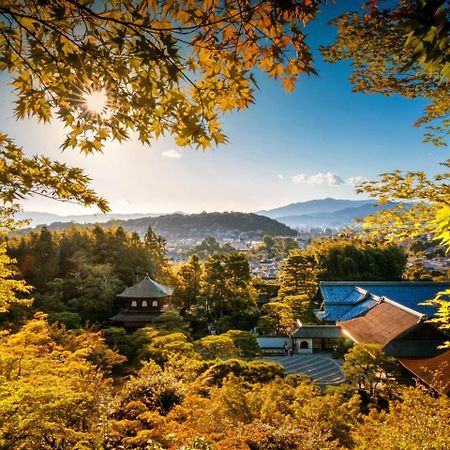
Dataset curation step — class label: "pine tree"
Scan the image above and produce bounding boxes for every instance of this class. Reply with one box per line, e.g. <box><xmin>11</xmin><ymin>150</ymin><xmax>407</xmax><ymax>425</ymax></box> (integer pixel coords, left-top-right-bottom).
<box><xmin>144</xmin><ymin>226</ymin><xmax>173</xmax><ymax>284</ymax></box>
<box><xmin>32</xmin><ymin>227</ymin><xmax>59</xmax><ymax>289</ymax></box>
<box><xmin>278</xmin><ymin>251</ymin><xmax>317</xmax><ymax>299</ymax></box>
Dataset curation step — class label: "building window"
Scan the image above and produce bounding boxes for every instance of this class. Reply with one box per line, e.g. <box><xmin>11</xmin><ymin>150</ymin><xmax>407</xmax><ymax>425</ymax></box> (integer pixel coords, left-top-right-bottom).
<box><xmin>131</xmin><ymin>300</ymin><xmax>137</xmax><ymax>307</ymax></box>
<box><xmin>152</xmin><ymin>300</ymin><xmax>158</xmax><ymax>307</ymax></box>
<box><xmin>300</xmin><ymin>340</ymin><xmax>309</xmax><ymax>349</ymax></box>
<box><xmin>142</xmin><ymin>300</ymin><xmax>148</xmax><ymax>307</ymax></box>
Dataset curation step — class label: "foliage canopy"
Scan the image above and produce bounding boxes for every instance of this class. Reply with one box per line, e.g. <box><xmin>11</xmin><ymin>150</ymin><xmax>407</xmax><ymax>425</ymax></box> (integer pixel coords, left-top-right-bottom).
<box><xmin>0</xmin><ymin>0</ymin><xmax>321</xmax><ymax>152</ymax></box>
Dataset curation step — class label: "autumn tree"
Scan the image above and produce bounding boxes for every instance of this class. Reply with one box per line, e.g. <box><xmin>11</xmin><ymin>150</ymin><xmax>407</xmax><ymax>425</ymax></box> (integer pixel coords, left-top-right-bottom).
<box><xmin>0</xmin><ymin>240</ymin><xmax>31</xmax><ymax>313</ymax></box>
<box><xmin>0</xmin><ymin>134</ymin><xmax>108</xmax><ymax>222</ymax></box>
<box><xmin>137</xmin><ymin>329</ymin><xmax>199</xmax><ymax>368</ymax></box>
<box><xmin>105</xmin><ymin>361</ymin><xmax>186</xmax><ymax>449</ymax></box>
<box><xmin>173</xmin><ymin>254</ymin><xmax>203</xmax><ymax>313</ymax></box>
<box><xmin>343</xmin><ymin>343</ymin><xmax>399</xmax><ymax>400</ymax></box>
<box><xmin>194</xmin><ymin>334</ymin><xmax>239</xmax><ymax>360</ymax></box>
<box><xmin>0</xmin><ymin>313</ymin><xmax>121</xmax><ymax>448</ymax></box>
<box><xmin>322</xmin><ymin>0</ymin><xmax>449</xmax><ymax>146</ymax></box>
<box><xmin>352</xmin><ymin>385</ymin><xmax>450</xmax><ymax>450</ymax></box>
<box><xmin>223</xmin><ymin>329</ymin><xmax>260</xmax><ymax>357</ymax></box>
<box><xmin>0</xmin><ymin>1</ymin><xmax>321</xmax><ymax>153</ymax></box>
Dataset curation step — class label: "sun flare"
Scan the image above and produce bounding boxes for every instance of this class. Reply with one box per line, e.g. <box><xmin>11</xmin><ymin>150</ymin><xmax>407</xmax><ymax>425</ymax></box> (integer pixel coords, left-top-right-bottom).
<box><xmin>83</xmin><ymin>89</ymin><xmax>108</xmax><ymax>115</ymax></box>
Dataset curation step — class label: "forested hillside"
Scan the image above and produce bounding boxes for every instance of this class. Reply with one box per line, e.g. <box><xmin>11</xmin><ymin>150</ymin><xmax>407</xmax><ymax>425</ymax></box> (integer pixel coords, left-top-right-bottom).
<box><xmin>114</xmin><ymin>212</ymin><xmax>298</xmax><ymax>240</ymax></box>
<box><xmin>41</xmin><ymin>212</ymin><xmax>298</xmax><ymax>241</ymax></box>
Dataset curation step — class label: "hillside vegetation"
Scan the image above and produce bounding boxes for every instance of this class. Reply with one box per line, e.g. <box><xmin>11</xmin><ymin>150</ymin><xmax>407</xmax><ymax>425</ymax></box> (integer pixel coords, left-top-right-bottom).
<box><xmin>41</xmin><ymin>212</ymin><xmax>297</xmax><ymax>241</ymax></box>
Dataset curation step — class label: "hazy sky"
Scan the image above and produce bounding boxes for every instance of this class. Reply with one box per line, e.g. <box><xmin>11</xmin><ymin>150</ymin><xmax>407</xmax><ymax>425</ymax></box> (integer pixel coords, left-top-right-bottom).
<box><xmin>0</xmin><ymin>1</ymin><xmax>446</xmax><ymax>215</ymax></box>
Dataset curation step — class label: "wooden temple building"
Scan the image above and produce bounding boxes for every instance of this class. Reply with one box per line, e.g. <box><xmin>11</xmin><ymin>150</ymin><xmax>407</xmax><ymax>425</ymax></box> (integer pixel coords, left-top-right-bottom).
<box><xmin>110</xmin><ymin>276</ymin><xmax>174</xmax><ymax>330</ymax></box>
<box><xmin>314</xmin><ymin>281</ymin><xmax>450</xmax><ymax>393</ymax></box>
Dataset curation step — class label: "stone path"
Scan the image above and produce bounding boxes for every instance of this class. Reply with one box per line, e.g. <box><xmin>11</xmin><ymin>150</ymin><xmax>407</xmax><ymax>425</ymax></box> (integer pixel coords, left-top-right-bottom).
<box><xmin>263</xmin><ymin>354</ymin><xmax>345</xmax><ymax>385</ymax></box>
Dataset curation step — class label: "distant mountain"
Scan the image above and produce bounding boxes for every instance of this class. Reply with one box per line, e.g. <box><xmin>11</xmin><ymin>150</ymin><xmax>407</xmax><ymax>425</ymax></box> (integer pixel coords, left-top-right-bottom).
<box><xmin>15</xmin><ymin>211</ymin><xmax>167</xmax><ymax>227</ymax></box>
<box><xmin>258</xmin><ymin>198</ymin><xmax>377</xmax><ymax>219</ymax></box>
<box><xmin>263</xmin><ymin>201</ymin><xmax>398</xmax><ymax>229</ymax></box>
<box><xmin>18</xmin><ymin>198</ymin><xmax>397</xmax><ymax>236</ymax></box>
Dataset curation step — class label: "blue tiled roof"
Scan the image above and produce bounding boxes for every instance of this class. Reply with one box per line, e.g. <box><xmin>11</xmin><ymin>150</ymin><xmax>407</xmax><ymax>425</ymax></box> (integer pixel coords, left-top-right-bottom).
<box><xmin>316</xmin><ymin>282</ymin><xmax>450</xmax><ymax>321</ymax></box>
<box><xmin>353</xmin><ymin>284</ymin><xmax>447</xmax><ymax>316</ymax></box>
<box><xmin>338</xmin><ymin>297</ymin><xmax>379</xmax><ymax>321</ymax></box>
<box><xmin>317</xmin><ymin>293</ymin><xmax>378</xmax><ymax>322</ymax></box>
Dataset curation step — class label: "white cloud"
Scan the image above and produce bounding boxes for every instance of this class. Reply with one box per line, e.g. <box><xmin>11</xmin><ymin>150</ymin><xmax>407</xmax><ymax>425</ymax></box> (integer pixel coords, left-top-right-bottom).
<box><xmin>291</xmin><ymin>173</ymin><xmax>307</xmax><ymax>183</ymax></box>
<box><xmin>162</xmin><ymin>148</ymin><xmax>182</xmax><ymax>159</ymax></box>
<box><xmin>291</xmin><ymin>171</ymin><xmax>344</xmax><ymax>186</ymax></box>
<box><xmin>277</xmin><ymin>174</ymin><xmax>284</xmax><ymax>180</ymax></box>
<box><xmin>346</xmin><ymin>176</ymin><xmax>366</xmax><ymax>186</ymax></box>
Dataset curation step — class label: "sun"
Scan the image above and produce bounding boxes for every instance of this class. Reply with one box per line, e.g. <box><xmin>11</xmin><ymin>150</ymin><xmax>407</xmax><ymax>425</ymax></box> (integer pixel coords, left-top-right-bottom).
<box><xmin>83</xmin><ymin>89</ymin><xmax>108</xmax><ymax>115</ymax></box>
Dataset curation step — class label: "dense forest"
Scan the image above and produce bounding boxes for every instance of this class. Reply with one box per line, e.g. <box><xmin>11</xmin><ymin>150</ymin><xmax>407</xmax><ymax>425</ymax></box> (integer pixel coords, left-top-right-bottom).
<box><xmin>0</xmin><ymin>224</ymin><xmax>448</xmax><ymax>449</ymax></box>
<box><xmin>3</xmin><ymin>226</ymin><xmax>410</xmax><ymax>335</ymax></box>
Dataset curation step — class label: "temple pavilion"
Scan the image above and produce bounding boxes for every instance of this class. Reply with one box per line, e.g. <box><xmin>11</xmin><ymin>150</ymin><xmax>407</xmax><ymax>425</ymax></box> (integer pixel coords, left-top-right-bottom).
<box><xmin>110</xmin><ymin>276</ymin><xmax>174</xmax><ymax>330</ymax></box>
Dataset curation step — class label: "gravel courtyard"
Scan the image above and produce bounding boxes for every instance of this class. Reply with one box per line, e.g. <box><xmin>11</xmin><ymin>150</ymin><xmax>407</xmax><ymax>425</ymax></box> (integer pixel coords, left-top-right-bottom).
<box><xmin>263</xmin><ymin>354</ymin><xmax>345</xmax><ymax>386</ymax></box>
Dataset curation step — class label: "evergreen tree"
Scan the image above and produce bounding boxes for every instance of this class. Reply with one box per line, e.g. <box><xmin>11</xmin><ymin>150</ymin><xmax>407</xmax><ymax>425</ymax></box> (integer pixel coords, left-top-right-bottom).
<box><xmin>257</xmin><ymin>302</ymin><xmax>296</xmax><ymax>335</ymax></box>
<box><xmin>32</xmin><ymin>227</ymin><xmax>59</xmax><ymax>290</ymax></box>
<box><xmin>144</xmin><ymin>226</ymin><xmax>173</xmax><ymax>284</ymax></box>
<box><xmin>203</xmin><ymin>253</ymin><xmax>259</xmax><ymax>332</ymax></box>
<box><xmin>304</xmin><ymin>237</ymin><xmax>407</xmax><ymax>281</ymax></box>
<box><xmin>278</xmin><ymin>251</ymin><xmax>317</xmax><ymax>299</ymax></box>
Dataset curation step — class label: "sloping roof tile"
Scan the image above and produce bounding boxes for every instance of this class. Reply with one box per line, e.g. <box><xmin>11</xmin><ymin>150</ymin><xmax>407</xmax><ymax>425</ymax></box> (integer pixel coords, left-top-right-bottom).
<box><xmin>317</xmin><ymin>282</ymin><xmax>450</xmax><ymax>320</ymax></box>
<box><xmin>334</xmin><ymin>297</ymin><xmax>380</xmax><ymax>321</ymax></box>
<box><xmin>117</xmin><ymin>277</ymin><xmax>174</xmax><ymax>298</ymax></box>
<box><xmin>337</xmin><ymin>299</ymin><xmax>423</xmax><ymax>346</ymax></box>
<box><xmin>385</xmin><ymin>339</ymin><xmax>447</xmax><ymax>358</ymax></box>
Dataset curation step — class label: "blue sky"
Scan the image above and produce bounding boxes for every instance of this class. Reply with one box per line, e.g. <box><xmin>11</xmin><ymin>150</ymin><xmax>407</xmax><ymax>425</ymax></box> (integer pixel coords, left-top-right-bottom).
<box><xmin>0</xmin><ymin>1</ymin><xmax>446</xmax><ymax>215</ymax></box>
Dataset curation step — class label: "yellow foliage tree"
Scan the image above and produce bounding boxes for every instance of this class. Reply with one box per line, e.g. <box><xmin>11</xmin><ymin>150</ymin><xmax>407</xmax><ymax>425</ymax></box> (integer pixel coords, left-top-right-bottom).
<box><xmin>0</xmin><ymin>313</ymin><xmax>115</xmax><ymax>449</ymax></box>
<box><xmin>0</xmin><ymin>240</ymin><xmax>32</xmax><ymax>312</ymax></box>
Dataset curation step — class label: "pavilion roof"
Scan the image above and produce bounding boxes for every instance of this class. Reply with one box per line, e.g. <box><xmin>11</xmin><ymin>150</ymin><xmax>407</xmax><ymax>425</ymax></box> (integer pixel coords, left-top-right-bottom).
<box><xmin>117</xmin><ymin>276</ymin><xmax>174</xmax><ymax>299</ymax></box>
